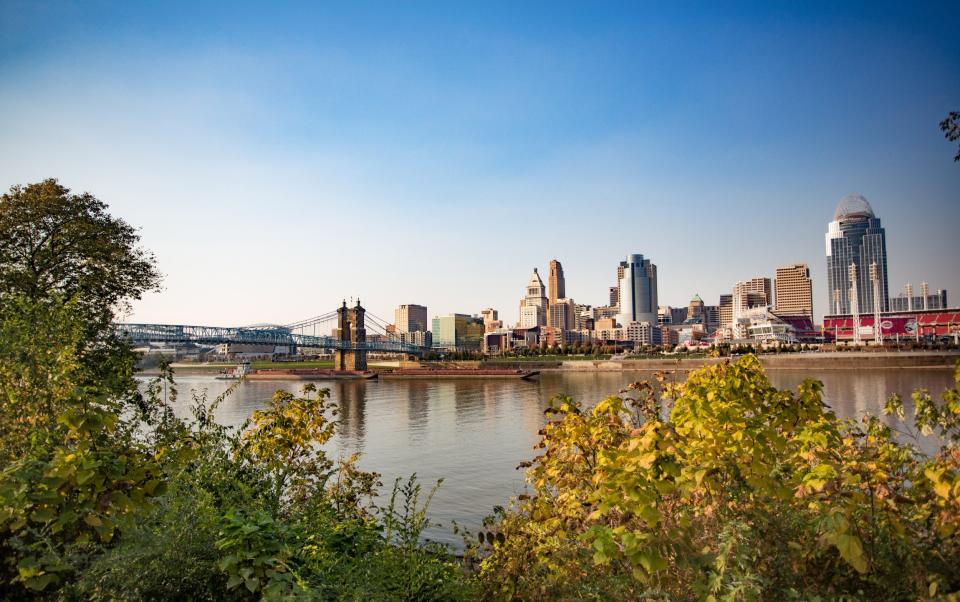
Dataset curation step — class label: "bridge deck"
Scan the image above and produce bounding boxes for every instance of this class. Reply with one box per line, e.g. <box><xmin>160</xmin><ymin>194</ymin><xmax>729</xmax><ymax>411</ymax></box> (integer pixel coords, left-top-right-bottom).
<box><xmin>115</xmin><ymin>323</ymin><xmax>431</xmax><ymax>355</ymax></box>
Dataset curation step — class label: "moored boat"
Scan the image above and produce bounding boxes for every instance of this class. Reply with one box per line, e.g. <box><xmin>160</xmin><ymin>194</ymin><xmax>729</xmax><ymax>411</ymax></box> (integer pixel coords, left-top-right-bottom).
<box><xmin>215</xmin><ymin>361</ymin><xmax>251</xmax><ymax>380</ymax></box>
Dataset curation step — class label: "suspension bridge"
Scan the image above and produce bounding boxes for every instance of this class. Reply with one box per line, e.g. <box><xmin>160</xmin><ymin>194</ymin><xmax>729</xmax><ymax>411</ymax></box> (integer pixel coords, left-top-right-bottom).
<box><xmin>115</xmin><ymin>300</ymin><xmax>434</xmax><ymax>368</ymax></box>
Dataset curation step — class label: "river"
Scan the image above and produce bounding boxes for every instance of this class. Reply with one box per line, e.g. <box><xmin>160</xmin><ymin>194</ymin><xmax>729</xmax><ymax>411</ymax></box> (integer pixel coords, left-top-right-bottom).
<box><xmin>147</xmin><ymin>367</ymin><xmax>956</xmax><ymax>547</ymax></box>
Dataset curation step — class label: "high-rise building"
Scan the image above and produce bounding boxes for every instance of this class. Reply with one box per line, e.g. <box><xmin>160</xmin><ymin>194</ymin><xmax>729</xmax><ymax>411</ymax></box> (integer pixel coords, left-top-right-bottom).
<box><xmin>431</xmin><ymin>314</ymin><xmax>484</xmax><ymax>350</ymax></box>
<box><xmin>547</xmin><ymin>260</ymin><xmax>566</xmax><ymax>328</ymax></box>
<box><xmin>826</xmin><ymin>194</ymin><xmax>889</xmax><ymax>315</ymax></box>
<box><xmin>774</xmin><ymin>264</ymin><xmax>813</xmax><ymax>318</ymax></box>
<box><xmin>609</xmin><ymin>286</ymin><xmax>619</xmax><ymax>308</ymax></box>
<box><xmin>548</xmin><ymin>298</ymin><xmax>576</xmax><ymax>331</ymax></box>
<box><xmin>548</xmin><ymin>259</ymin><xmax>565</xmax><ymax>305</ymax></box>
<box><xmin>394</xmin><ymin>304</ymin><xmax>428</xmax><ymax>333</ymax></box>
<box><xmin>616</xmin><ymin>254</ymin><xmax>658</xmax><ymax>327</ymax></box>
<box><xmin>731</xmin><ymin>278</ymin><xmax>772</xmax><ymax>326</ymax></box>
<box><xmin>734</xmin><ymin>278</ymin><xmax>772</xmax><ymax>309</ymax></box>
<box><xmin>719</xmin><ymin>294</ymin><xmax>733</xmax><ymax>328</ymax></box>
<box><xmin>518</xmin><ymin>268</ymin><xmax>548</xmax><ymax>328</ymax></box>
<box><xmin>575</xmin><ymin>304</ymin><xmax>594</xmax><ymax>330</ymax></box>
<box><xmin>703</xmin><ymin>305</ymin><xmax>720</xmax><ymax>331</ymax></box>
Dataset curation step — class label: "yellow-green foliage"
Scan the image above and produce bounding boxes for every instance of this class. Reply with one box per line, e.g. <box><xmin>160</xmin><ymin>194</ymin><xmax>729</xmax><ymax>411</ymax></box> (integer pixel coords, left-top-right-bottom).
<box><xmin>0</xmin><ymin>297</ymin><xmax>176</xmax><ymax>592</ymax></box>
<box><xmin>238</xmin><ymin>384</ymin><xmax>339</xmax><ymax>512</ymax></box>
<box><xmin>478</xmin><ymin>356</ymin><xmax>960</xmax><ymax>600</ymax></box>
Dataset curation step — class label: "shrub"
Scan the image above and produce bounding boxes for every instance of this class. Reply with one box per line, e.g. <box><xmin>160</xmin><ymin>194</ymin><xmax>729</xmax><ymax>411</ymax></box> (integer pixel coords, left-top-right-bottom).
<box><xmin>477</xmin><ymin>357</ymin><xmax>960</xmax><ymax>600</ymax></box>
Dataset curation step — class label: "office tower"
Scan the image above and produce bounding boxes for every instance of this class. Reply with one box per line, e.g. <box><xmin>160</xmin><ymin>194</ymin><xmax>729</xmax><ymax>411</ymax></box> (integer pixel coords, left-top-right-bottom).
<box><xmin>732</xmin><ymin>278</ymin><xmax>772</xmax><ymax>319</ymax></box>
<box><xmin>826</xmin><ymin>194</ymin><xmax>889</xmax><ymax>315</ymax></box>
<box><xmin>616</xmin><ymin>254</ymin><xmax>658</xmax><ymax>326</ymax></box>
<box><xmin>774</xmin><ymin>264</ymin><xmax>813</xmax><ymax>318</ymax></box>
<box><xmin>575</xmin><ymin>304</ymin><xmax>594</xmax><ymax>330</ymax></box>
<box><xmin>431</xmin><ymin>314</ymin><xmax>484</xmax><ymax>349</ymax></box>
<box><xmin>719</xmin><ymin>294</ymin><xmax>733</xmax><ymax>328</ymax></box>
<box><xmin>547</xmin><ymin>260</ymin><xmax>566</xmax><ymax>327</ymax></box>
<box><xmin>548</xmin><ymin>298</ymin><xmax>576</xmax><ymax>330</ymax></box>
<box><xmin>394</xmin><ymin>304</ymin><xmax>428</xmax><ymax>333</ymax></box>
<box><xmin>703</xmin><ymin>305</ymin><xmax>720</xmax><ymax>330</ymax></box>
<box><xmin>548</xmin><ymin>259</ymin><xmax>565</xmax><ymax>305</ymax></box>
<box><xmin>610</xmin><ymin>265</ymin><xmax>626</xmax><ymax>308</ymax></box>
<box><xmin>735</xmin><ymin>278</ymin><xmax>772</xmax><ymax>308</ymax></box>
<box><xmin>518</xmin><ymin>268</ymin><xmax>548</xmax><ymax>328</ymax></box>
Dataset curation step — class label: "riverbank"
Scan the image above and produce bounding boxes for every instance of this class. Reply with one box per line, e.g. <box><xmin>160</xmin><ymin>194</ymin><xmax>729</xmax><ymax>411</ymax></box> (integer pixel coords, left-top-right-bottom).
<box><xmin>142</xmin><ymin>351</ymin><xmax>958</xmax><ymax>377</ymax></box>
<box><xmin>483</xmin><ymin>351</ymin><xmax>960</xmax><ymax>372</ymax></box>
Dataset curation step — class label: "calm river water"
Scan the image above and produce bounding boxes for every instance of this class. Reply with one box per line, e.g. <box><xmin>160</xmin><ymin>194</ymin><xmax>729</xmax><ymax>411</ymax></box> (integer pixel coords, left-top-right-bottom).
<box><xmin>149</xmin><ymin>368</ymin><xmax>955</xmax><ymax>547</ymax></box>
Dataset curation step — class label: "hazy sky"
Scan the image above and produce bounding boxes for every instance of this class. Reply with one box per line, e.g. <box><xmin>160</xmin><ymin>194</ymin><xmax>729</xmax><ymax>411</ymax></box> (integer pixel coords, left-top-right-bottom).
<box><xmin>2</xmin><ymin>1</ymin><xmax>958</xmax><ymax>326</ymax></box>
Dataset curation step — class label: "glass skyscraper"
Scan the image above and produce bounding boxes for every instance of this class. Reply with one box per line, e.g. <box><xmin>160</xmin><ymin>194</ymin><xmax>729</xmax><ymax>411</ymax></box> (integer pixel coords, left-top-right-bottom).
<box><xmin>825</xmin><ymin>194</ymin><xmax>889</xmax><ymax>315</ymax></box>
<box><xmin>616</xmin><ymin>253</ymin><xmax>658</xmax><ymax>326</ymax></box>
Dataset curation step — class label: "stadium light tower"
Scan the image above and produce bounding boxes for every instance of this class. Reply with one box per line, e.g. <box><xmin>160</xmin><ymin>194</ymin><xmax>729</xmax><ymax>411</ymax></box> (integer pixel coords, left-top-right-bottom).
<box><xmin>833</xmin><ymin>289</ymin><xmax>841</xmax><ymax>342</ymax></box>
<box><xmin>870</xmin><ymin>262</ymin><xmax>882</xmax><ymax>344</ymax></box>
<box><xmin>849</xmin><ymin>263</ymin><xmax>861</xmax><ymax>345</ymax></box>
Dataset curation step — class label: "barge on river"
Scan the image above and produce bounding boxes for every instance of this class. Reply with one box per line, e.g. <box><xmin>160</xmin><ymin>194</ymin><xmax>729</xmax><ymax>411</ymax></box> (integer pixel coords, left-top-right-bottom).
<box><xmin>379</xmin><ymin>368</ymin><xmax>540</xmax><ymax>380</ymax></box>
<box><xmin>245</xmin><ymin>369</ymin><xmax>377</xmax><ymax>381</ymax></box>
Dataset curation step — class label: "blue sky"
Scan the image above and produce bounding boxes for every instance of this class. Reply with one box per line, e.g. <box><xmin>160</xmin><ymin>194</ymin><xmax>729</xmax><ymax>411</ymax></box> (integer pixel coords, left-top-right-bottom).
<box><xmin>1</xmin><ymin>1</ymin><xmax>957</xmax><ymax>325</ymax></box>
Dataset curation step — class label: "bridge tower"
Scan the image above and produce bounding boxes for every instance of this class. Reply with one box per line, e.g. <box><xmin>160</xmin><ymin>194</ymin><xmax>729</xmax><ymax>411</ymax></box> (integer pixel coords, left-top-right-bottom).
<box><xmin>333</xmin><ymin>299</ymin><xmax>367</xmax><ymax>371</ymax></box>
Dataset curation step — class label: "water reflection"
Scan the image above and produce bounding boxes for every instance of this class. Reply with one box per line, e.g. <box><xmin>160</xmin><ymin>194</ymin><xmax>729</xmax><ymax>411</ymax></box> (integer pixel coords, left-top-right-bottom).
<box><xmin>405</xmin><ymin>381</ymin><xmax>430</xmax><ymax>443</ymax></box>
<box><xmin>334</xmin><ymin>381</ymin><xmax>367</xmax><ymax>452</ymax></box>
<box><xmin>148</xmin><ymin>368</ymin><xmax>955</xmax><ymax>547</ymax></box>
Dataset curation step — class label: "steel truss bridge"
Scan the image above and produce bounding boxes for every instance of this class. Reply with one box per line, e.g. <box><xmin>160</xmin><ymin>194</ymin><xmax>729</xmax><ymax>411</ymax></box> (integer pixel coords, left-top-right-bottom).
<box><xmin>115</xmin><ymin>308</ymin><xmax>434</xmax><ymax>356</ymax></box>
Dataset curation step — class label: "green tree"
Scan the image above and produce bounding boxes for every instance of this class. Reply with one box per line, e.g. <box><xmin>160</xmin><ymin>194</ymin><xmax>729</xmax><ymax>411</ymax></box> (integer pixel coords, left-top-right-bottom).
<box><xmin>0</xmin><ymin>179</ymin><xmax>161</xmax><ymax>326</ymax></box>
<box><xmin>1</xmin><ymin>179</ymin><xmax>162</xmax><ymax>394</ymax></box>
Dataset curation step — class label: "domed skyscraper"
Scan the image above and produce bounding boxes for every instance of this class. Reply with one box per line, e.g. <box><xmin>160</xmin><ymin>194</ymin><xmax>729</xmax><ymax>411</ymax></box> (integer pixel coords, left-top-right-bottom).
<box><xmin>825</xmin><ymin>194</ymin><xmax>889</xmax><ymax>315</ymax></box>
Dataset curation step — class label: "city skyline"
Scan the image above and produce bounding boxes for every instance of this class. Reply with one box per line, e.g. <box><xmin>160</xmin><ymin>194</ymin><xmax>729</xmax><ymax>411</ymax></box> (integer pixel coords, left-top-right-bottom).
<box><xmin>1</xmin><ymin>3</ymin><xmax>957</xmax><ymax>326</ymax></box>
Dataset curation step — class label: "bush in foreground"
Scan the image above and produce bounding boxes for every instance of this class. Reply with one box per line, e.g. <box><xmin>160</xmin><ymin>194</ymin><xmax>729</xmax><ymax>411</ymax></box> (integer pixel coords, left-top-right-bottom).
<box><xmin>476</xmin><ymin>356</ymin><xmax>960</xmax><ymax>600</ymax></box>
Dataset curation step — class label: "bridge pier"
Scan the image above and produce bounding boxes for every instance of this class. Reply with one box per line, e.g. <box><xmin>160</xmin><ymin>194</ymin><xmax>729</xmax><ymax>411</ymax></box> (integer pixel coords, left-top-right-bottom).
<box><xmin>333</xmin><ymin>300</ymin><xmax>367</xmax><ymax>371</ymax></box>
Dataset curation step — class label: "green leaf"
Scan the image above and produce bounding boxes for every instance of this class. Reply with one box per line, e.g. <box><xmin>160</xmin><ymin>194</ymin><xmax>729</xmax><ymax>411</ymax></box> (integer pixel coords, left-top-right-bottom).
<box><xmin>25</xmin><ymin>573</ymin><xmax>57</xmax><ymax>591</ymax></box>
<box><xmin>637</xmin><ymin>549</ymin><xmax>668</xmax><ymax>574</ymax></box>
<box><xmin>30</xmin><ymin>507</ymin><xmax>56</xmax><ymax>523</ymax></box>
<box><xmin>834</xmin><ymin>533</ymin><xmax>867</xmax><ymax>573</ymax></box>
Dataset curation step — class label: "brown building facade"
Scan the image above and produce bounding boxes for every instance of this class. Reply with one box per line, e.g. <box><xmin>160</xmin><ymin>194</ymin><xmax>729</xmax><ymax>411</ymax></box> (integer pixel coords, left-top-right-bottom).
<box><xmin>774</xmin><ymin>263</ymin><xmax>814</xmax><ymax>318</ymax></box>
